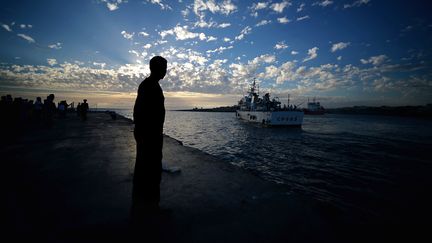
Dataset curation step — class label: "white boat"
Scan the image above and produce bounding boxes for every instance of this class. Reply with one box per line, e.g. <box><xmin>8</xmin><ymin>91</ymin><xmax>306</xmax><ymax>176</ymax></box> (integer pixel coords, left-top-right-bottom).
<box><xmin>235</xmin><ymin>79</ymin><xmax>304</xmax><ymax>126</ymax></box>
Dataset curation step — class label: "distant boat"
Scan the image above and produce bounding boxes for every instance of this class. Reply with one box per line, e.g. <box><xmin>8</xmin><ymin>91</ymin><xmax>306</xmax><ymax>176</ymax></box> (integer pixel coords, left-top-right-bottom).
<box><xmin>235</xmin><ymin>79</ymin><xmax>304</xmax><ymax>126</ymax></box>
<box><xmin>303</xmin><ymin>97</ymin><xmax>325</xmax><ymax>115</ymax></box>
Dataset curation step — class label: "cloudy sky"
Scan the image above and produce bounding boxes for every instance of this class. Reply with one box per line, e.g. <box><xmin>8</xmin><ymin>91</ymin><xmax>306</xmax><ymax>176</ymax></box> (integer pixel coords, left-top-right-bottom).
<box><xmin>0</xmin><ymin>0</ymin><xmax>431</xmax><ymax>109</ymax></box>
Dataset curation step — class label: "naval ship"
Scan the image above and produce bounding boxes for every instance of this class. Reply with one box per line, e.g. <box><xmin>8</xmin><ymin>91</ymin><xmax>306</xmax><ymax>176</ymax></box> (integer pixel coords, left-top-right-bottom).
<box><xmin>235</xmin><ymin>79</ymin><xmax>304</xmax><ymax>126</ymax></box>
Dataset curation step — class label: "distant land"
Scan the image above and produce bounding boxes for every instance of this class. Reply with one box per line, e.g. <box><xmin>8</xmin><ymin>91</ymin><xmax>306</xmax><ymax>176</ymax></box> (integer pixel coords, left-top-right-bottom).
<box><xmin>326</xmin><ymin>105</ymin><xmax>432</xmax><ymax>117</ymax></box>
<box><xmin>177</xmin><ymin>104</ymin><xmax>432</xmax><ymax>117</ymax></box>
<box><xmin>176</xmin><ymin>105</ymin><xmax>240</xmax><ymax>112</ymax></box>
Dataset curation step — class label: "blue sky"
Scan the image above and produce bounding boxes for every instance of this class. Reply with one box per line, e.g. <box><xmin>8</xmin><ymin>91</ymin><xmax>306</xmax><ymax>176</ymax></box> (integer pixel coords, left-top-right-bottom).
<box><xmin>0</xmin><ymin>0</ymin><xmax>431</xmax><ymax>108</ymax></box>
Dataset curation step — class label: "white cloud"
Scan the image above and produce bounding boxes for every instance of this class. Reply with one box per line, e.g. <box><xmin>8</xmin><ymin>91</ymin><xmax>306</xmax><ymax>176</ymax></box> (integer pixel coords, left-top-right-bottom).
<box><xmin>194</xmin><ymin>18</ymin><xmax>215</xmax><ymax>28</ymax></box>
<box><xmin>121</xmin><ymin>30</ymin><xmax>134</xmax><ymax>40</ymax></box>
<box><xmin>297</xmin><ymin>3</ymin><xmax>305</xmax><ymax>12</ymax></box>
<box><xmin>19</xmin><ymin>24</ymin><xmax>32</xmax><ymax>29</ymax></box>
<box><xmin>159</xmin><ymin>25</ymin><xmax>214</xmax><ymax>41</ymax></box>
<box><xmin>1</xmin><ymin>24</ymin><xmax>12</xmax><ymax>32</ymax></box>
<box><xmin>250</xmin><ymin>1</ymin><xmax>269</xmax><ymax>16</ymax></box>
<box><xmin>138</xmin><ymin>32</ymin><xmax>149</xmax><ymax>37</ymax></box>
<box><xmin>206</xmin><ymin>45</ymin><xmax>234</xmax><ymax>54</ymax></box>
<box><xmin>47</xmin><ymin>58</ymin><xmax>57</xmax><ymax>66</ymax></box>
<box><xmin>17</xmin><ymin>33</ymin><xmax>35</xmax><ymax>43</ymax></box>
<box><xmin>129</xmin><ymin>50</ymin><xmax>140</xmax><ymax>57</ymax></box>
<box><xmin>255</xmin><ymin>20</ymin><xmax>271</xmax><ymax>27</ymax></box>
<box><xmin>193</xmin><ymin>18</ymin><xmax>230</xmax><ymax>29</ymax></box>
<box><xmin>107</xmin><ymin>2</ymin><xmax>119</xmax><ymax>11</ymax></box>
<box><xmin>372</xmin><ymin>77</ymin><xmax>393</xmax><ymax>91</ymax></box>
<box><xmin>93</xmin><ymin>62</ymin><xmax>107</xmax><ymax>69</ymax></box>
<box><xmin>146</xmin><ymin>0</ymin><xmax>172</xmax><ymax>10</ymax></box>
<box><xmin>101</xmin><ymin>0</ymin><xmax>127</xmax><ymax>11</ymax></box>
<box><xmin>344</xmin><ymin>0</ymin><xmax>371</xmax><ymax>9</ymax></box>
<box><xmin>181</xmin><ymin>8</ymin><xmax>190</xmax><ymax>17</ymax></box>
<box><xmin>252</xmin><ymin>54</ymin><xmax>276</xmax><ymax>64</ymax></box>
<box><xmin>2</xmin><ymin>52</ymin><xmax>429</xmax><ymax>104</ymax></box>
<box><xmin>223</xmin><ymin>37</ymin><xmax>231</xmax><ymax>42</ymax></box>
<box><xmin>193</xmin><ymin>0</ymin><xmax>238</xmax><ymax>18</ymax></box>
<box><xmin>291</xmin><ymin>51</ymin><xmax>299</xmax><ymax>55</ymax></box>
<box><xmin>270</xmin><ymin>1</ymin><xmax>292</xmax><ymax>13</ymax></box>
<box><xmin>160</xmin><ymin>25</ymin><xmax>197</xmax><ymax>40</ymax></box>
<box><xmin>258</xmin><ymin>61</ymin><xmax>298</xmax><ymax>84</ymax></box>
<box><xmin>235</xmin><ymin>26</ymin><xmax>252</xmax><ymax>40</ymax></box>
<box><xmin>170</xmin><ymin>48</ymin><xmax>209</xmax><ymax>66</ymax></box>
<box><xmin>297</xmin><ymin>15</ymin><xmax>309</xmax><ymax>21</ymax></box>
<box><xmin>155</xmin><ymin>39</ymin><xmax>168</xmax><ymax>45</ymax></box>
<box><xmin>48</xmin><ymin>42</ymin><xmax>62</xmax><ymax>50</ymax></box>
<box><xmin>199</xmin><ymin>32</ymin><xmax>207</xmax><ymax>41</ymax></box>
<box><xmin>277</xmin><ymin>17</ymin><xmax>290</xmax><ymax>24</ymax></box>
<box><xmin>360</xmin><ymin>55</ymin><xmax>388</xmax><ymax>66</ymax></box>
<box><xmin>274</xmin><ymin>41</ymin><xmax>288</xmax><ymax>49</ymax></box>
<box><xmin>337</xmin><ymin>56</ymin><xmax>342</xmax><ymax>61</ymax></box>
<box><xmin>219</xmin><ymin>0</ymin><xmax>237</xmax><ymax>15</ymax></box>
<box><xmin>251</xmin><ymin>2</ymin><xmax>269</xmax><ymax>11</ymax></box>
<box><xmin>303</xmin><ymin>47</ymin><xmax>319</xmax><ymax>62</ymax></box>
<box><xmin>313</xmin><ymin>1</ymin><xmax>333</xmax><ymax>7</ymax></box>
<box><xmin>331</xmin><ymin>42</ymin><xmax>350</xmax><ymax>52</ymax></box>
<box><xmin>143</xmin><ymin>44</ymin><xmax>152</xmax><ymax>49</ymax></box>
<box><xmin>218</xmin><ymin>23</ymin><xmax>231</xmax><ymax>28</ymax></box>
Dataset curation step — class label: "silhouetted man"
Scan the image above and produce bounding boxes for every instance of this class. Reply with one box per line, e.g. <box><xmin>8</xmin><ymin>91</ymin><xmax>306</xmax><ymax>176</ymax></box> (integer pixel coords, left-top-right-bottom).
<box><xmin>80</xmin><ymin>99</ymin><xmax>89</xmax><ymax>121</ymax></box>
<box><xmin>132</xmin><ymin>56</ymin><xmax>167</xmax><ymax>214</ymax></box>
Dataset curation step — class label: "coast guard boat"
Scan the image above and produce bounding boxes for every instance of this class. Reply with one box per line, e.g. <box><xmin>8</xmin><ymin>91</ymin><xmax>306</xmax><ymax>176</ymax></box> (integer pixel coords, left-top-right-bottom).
<box><xmin>236</xmin><ymin>79</ymin><xmax>304</xmax><ymax>126</ymax></box>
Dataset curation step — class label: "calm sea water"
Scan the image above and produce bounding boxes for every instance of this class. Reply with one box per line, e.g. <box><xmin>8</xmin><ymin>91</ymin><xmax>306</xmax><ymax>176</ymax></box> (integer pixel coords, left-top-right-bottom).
<box><xmin>115</xmin><ymin>109</ymin><xmax>432</xmax><ymax>220</ymax></box>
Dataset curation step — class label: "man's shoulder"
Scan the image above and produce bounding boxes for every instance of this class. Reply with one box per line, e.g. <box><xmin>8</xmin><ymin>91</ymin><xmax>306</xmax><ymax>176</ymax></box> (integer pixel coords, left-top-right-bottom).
<box><xmin>138</xmin><ymin>78</ymin><xmax>147</xmax><ymax>87</ymax></box>
<box><xmin>138</xmin><ymin>78</ymin><xmax>161</xmax><ymax>92</ymax></box>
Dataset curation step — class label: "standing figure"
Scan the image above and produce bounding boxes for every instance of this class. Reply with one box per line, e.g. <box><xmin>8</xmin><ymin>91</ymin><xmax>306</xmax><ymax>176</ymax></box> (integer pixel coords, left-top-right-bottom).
<box><xmin>76</xmin><ymin>103</ymin><xmax>81</xmax><ymax>117</ymax></box>
<box><xmin>132</xmin><ymin>56</ymin><xmax>167</xmax><ymax>214</ymax></box>
<box><xmin>43</xmin><ymin>94</ymin><xmax>56</xmax><ymax>127</ymax></box>
<box><xmin>80</xmin><ymin>99</ymin><xmax>89</xmax><ymax>121</ymax></box>
<box><xmin>34</xmin><ymin>97</ymin><xmax>43</xmax><ymax>124</ymax></box>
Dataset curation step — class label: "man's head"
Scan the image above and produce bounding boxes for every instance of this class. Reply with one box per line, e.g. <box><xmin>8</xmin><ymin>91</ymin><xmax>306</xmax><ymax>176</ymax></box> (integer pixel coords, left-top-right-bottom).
<box><xmin>83</xmin><ymin>99</ymin><xmax>87</xmax><ymax>103</ymax></box>
<box><xmin>149</xmin><ymin>56</ymin><xmax>167</xmax><ymax>80</ymax></box>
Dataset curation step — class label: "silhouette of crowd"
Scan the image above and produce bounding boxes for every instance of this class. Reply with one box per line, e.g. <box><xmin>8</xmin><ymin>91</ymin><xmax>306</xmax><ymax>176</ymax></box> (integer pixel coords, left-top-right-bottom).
<box><xmin>0</xmin><ymin>94</ymin><xmax>90</xmax><ymax>136</ymax></box>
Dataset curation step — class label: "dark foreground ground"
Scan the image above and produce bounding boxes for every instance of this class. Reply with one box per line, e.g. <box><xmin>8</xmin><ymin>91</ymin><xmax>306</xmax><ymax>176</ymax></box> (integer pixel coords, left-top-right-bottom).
<box><xmin>1</xmin><ymin>112</ymin><xmax>428</xmax><ymax>242</ymax></box>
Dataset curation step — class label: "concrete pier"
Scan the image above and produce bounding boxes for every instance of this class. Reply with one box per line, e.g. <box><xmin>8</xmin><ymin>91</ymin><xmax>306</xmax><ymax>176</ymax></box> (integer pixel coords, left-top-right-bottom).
<box><xmin>1</xmin><ymin>112</ymin><xmax>419</xmax><ymax>242</ymax></box>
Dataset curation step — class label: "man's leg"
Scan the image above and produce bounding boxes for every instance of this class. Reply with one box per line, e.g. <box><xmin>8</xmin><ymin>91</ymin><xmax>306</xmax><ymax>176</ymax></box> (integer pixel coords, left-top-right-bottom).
<box><xmin>132</xmin><ymin>139</ymin><xmax>162</xmax><ymax>210</ymax></box>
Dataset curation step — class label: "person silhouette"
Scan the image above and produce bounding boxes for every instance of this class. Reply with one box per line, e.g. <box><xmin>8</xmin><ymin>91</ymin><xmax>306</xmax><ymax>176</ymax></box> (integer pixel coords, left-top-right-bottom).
<box><xmin>43</xmin><ymin>94</ymin><xmax>56</xmax><ymax>127</ymax></box>
<box><xmin>80</xmin><ymin>99</ymin><xmax>89</xmax><ymax>121</ymax></box>
<box><xmin>131</xmin><ymin>56</ymin><xmax>167</xmax><ymax>215</ymax></box>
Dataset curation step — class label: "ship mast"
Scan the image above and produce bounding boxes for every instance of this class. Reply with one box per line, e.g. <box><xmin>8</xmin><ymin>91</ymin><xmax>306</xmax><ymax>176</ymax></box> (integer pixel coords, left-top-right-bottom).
<box><xmin>287</xmin><ymin>94</ymin><xmax>290</xmax><ymax>107</ymax></box>
<box><xmin>251</xmin><ymin>78</ymin><xmax>256</xmax><ymax>94</ymax></box>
